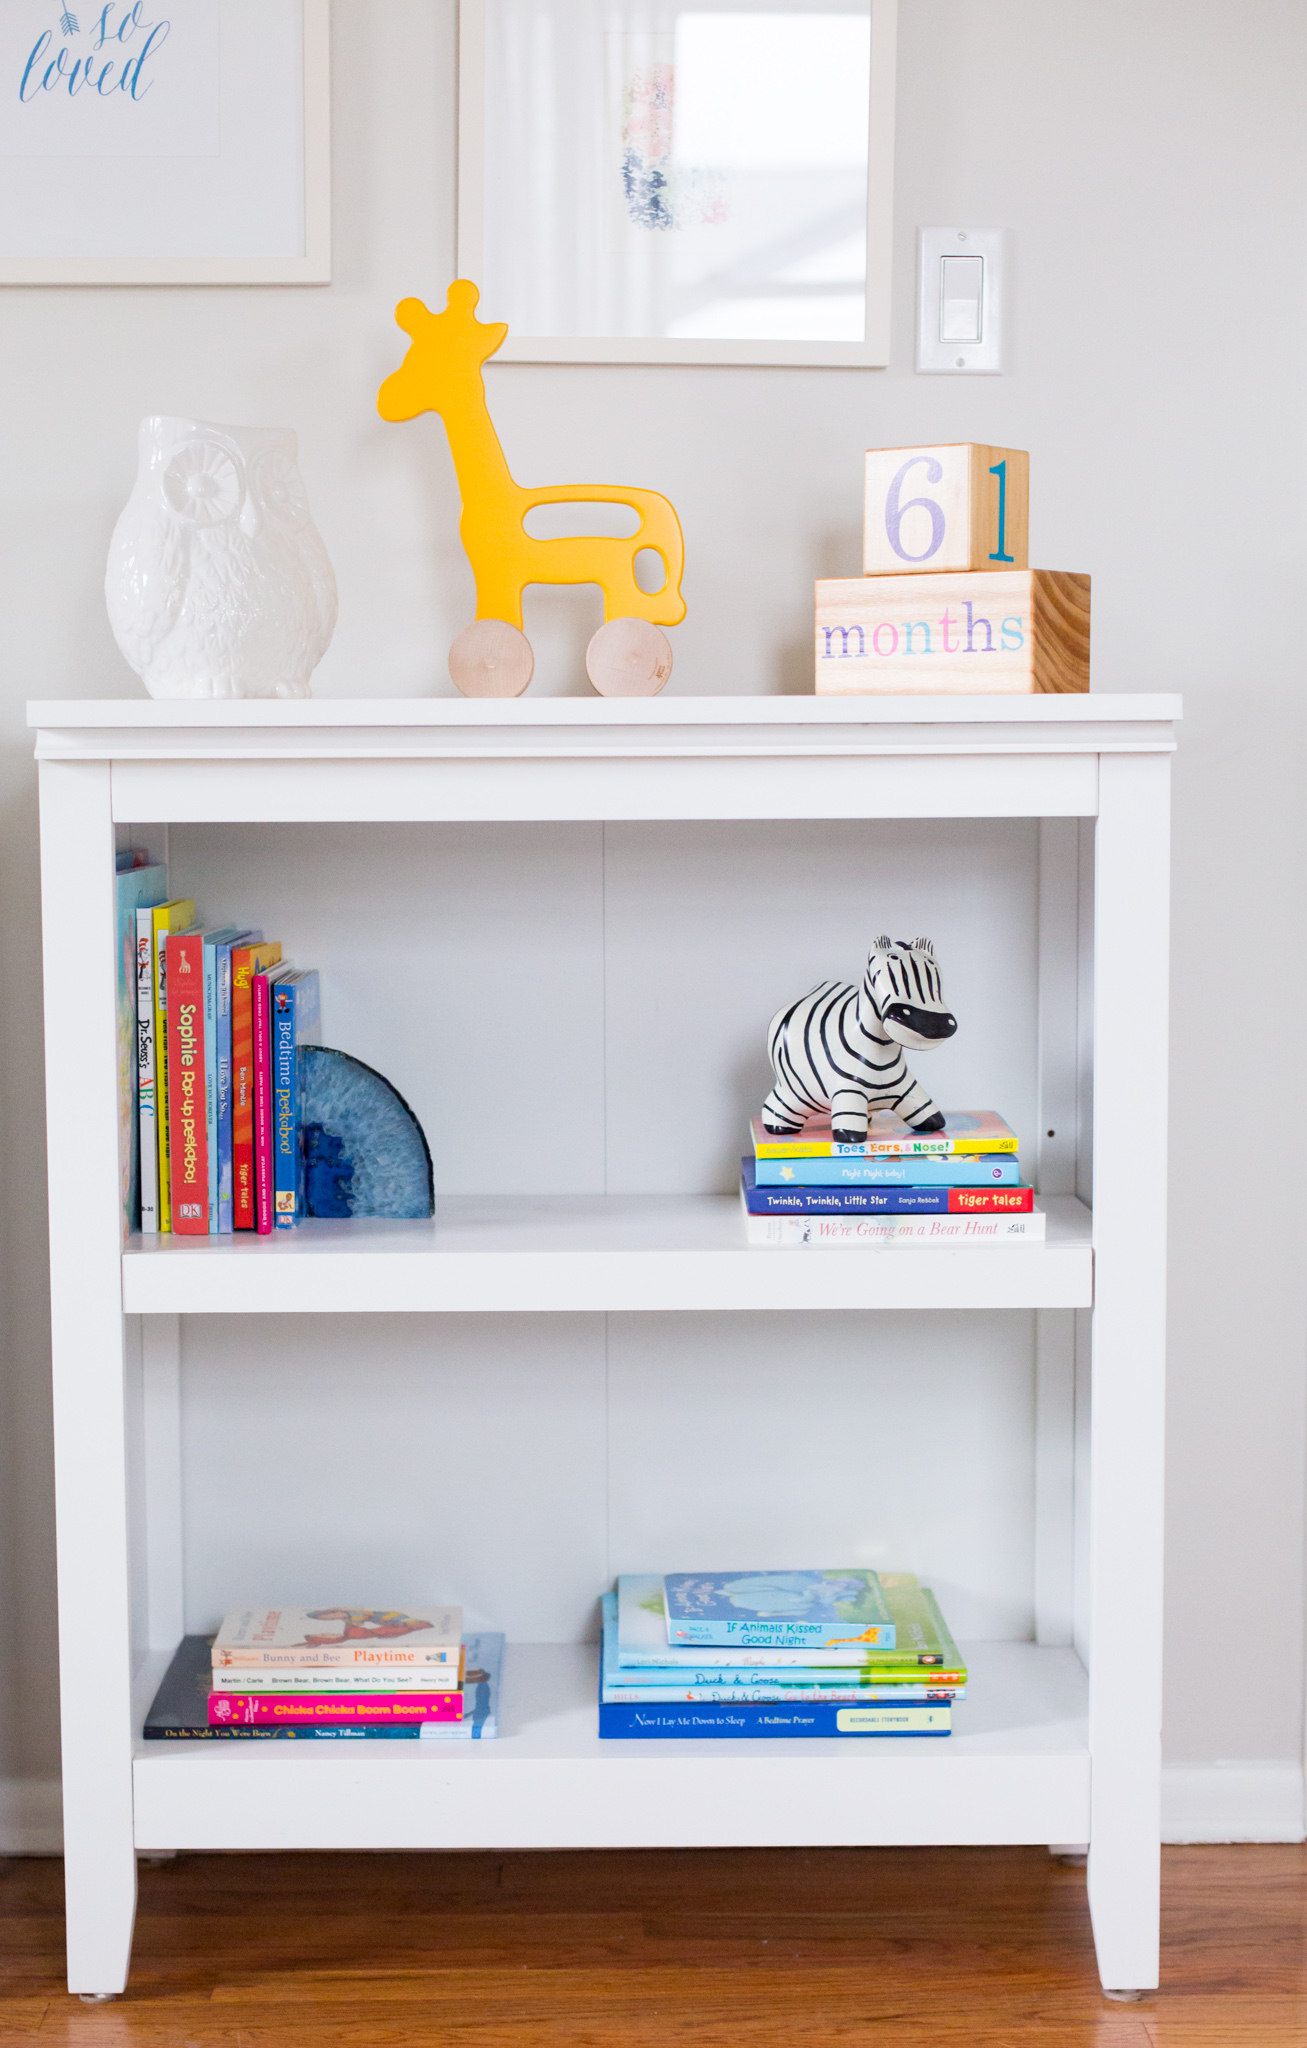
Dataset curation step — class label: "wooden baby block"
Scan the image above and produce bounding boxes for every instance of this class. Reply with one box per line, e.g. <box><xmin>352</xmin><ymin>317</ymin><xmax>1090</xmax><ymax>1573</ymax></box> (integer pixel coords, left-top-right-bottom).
<box><xmin>863</xmin><ymin>444</ymin><xmax>1028</xmax><ymax>576</ymax></box>
<box><xmin>814</xmin><ymin>568</ymin><xmax>1089</xmax><ymax>695</ymax></box>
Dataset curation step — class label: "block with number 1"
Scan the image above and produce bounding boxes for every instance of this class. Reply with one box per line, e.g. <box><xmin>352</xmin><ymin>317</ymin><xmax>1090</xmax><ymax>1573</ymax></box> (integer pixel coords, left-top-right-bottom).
<box><xmin>864</xmin><ymin>444</ymin><xmax>1029</xmax><ymax>575</ymax></box>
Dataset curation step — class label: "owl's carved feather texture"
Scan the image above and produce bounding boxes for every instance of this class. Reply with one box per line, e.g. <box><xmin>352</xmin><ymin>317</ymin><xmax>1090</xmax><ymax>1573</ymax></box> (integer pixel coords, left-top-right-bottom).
<box><xmin>105</xmin><ymin>418</ymin><xmax>338</xmax><ymax>700</ymax></box>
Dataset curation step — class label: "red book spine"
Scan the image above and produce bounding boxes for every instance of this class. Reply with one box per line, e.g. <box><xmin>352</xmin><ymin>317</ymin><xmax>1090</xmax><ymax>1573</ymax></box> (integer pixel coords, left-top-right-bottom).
<box><xmin>252</xmin><ymin>971</ymin><xmax>275</xmax><ymax>1236</ymax></box>
<box><xmin>166</xmin><ymin>932</ymin><xmax>208</xmax><ymax>1234</ymax></box>
<box><xmin>945</xmin><ymin>1188</ymin><xmax>1033</xmax><ymax>1212</ymax></box>
<box><xmin>208</xmin><ymin>1692</ymin><xmax>464</xmax><ymax>1727</ymax></box>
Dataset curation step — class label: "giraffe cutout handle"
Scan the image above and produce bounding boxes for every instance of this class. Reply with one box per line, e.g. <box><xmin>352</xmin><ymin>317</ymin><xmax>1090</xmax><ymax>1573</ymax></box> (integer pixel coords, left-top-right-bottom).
<box><xmin>378</xmin><ymin>281</ymin><xmax>686</xmax><ymax>696</ymax></box>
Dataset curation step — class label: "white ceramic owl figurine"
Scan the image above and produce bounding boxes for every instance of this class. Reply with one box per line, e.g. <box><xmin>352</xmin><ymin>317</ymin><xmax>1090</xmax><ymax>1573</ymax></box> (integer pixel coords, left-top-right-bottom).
<box><xmin>106</xmin><ymin>417</ymin><xmax>338</xmax><ymax>699</ymax></box>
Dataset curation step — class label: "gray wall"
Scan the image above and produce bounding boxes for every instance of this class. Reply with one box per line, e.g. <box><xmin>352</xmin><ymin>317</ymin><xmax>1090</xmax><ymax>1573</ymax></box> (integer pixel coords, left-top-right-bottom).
<box><xmin>1</xmin><ymin>0</ymin><xmax>1303</xmax><ymax>1794</ymax></box>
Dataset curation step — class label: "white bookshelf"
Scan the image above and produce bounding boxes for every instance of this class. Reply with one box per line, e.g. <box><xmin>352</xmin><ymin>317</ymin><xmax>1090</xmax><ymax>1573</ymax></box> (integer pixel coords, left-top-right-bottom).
<box><xmin>31</xmin><ymin>694</ymin><xmax>1177</xmax><ymax>1999</ymax></box>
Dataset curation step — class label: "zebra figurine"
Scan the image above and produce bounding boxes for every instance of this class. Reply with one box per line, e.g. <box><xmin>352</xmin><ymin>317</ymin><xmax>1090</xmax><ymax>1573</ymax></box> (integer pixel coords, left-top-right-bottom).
<box><xmin>761</xmin><ymin>935</ymin><xmax>958</xmax><ymax>1145</ymax></box>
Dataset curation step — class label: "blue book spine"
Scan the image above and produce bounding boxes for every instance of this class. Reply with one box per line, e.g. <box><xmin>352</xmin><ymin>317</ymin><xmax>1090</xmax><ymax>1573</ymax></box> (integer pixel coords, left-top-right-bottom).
<box><xmin>740</xmin><ymin>1160</ymin><xmax>1034</xmax><ymax>1215</ymax></box>
<box><xmin>597</xmin><ymin>1694</ymin><xmax>951</xmax><ymax>1740</ymax></box>
<box><xmin>753</xmin><ymin>1154</ymin><xmax>1020</xmax><ymax>1188</ymax></box>
<box><xmin>273</xmin><ymin>971</ymin><xmax>321</xmax><ymax>1229</ymax></box>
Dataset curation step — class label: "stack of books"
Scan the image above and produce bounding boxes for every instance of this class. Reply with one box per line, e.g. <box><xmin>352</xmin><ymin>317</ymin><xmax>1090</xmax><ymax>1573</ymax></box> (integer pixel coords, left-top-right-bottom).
<box><xmin>144</xmin><ymin>1607</ymin><xmax>505</xmax><ymax>1740</ymax></box>
<box><xmin>599</xmin><ymin>1572</ymin><xmax>965</xmax><ymax>1738</ymax></box>
<box><xmin>132</xmin><ymin>889</ymin><xmax>322</xmax><ymax>1234</ymax></box>
<box><xmin>739</xmin><ymin>1109</ymin><xmax>1045</xmax><ymax>1246</ymax></box>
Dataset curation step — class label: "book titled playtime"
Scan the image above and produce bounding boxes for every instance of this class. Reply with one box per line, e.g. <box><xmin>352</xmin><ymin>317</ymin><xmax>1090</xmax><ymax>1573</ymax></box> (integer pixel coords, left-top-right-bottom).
<box><xmin>212</xmin><ymin>1607</ymin><xmax>463</xmax><ymax>1669</ymax></box>
<box><xmin>663</xmin><ymin>1571</ymin><xmax>896</xmax><ymax>1648</ymax></box>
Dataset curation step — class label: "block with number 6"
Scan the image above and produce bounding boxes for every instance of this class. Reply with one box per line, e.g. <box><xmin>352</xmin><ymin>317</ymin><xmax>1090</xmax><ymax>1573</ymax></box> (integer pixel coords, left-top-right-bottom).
<box><xmin>864</xmin><ymin>444</ymin><xmax>1028</xmax><ymax>576</ymax></box>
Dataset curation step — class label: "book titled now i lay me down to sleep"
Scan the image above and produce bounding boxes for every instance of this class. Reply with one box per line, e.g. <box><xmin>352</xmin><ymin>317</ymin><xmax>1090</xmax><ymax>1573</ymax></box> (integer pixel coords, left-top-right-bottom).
<box><xmin>663</xmin><ymin>1570</ymin><xmax>896</xmax><ymax>1648</ymax></box>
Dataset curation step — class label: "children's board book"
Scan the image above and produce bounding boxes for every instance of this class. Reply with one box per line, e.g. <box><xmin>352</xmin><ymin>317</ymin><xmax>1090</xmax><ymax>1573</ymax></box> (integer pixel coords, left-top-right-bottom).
<box><xmin>200</xmin><ymin>928</ymin><xmax>252</xmax><ymax>1234</ymax></box>
<box><xmin>600</xmin><ymin>1596</ymin><xmax>963</xmax><ymax>1702</ymax></box>
<box><xmin>231</xmin><ymin>940</ymin><xmax>282</xmax><ymax>1230</ymax></box>
<box><xmin>116</xmin><ymin>860</ymin><xmax>167</xmax><ymax>1235</ymax></box>
<box><xmin>741</xmin><ymin>1199</ymin><xmax>1046</xmax><ymax>1249</ymax></box>
<box><xmin>754</xmin><ymin>1154</ymin><xmax>1020</xmax><ymax>1188</ymax></box>
<box><xmin>135</xmin><ymin>909</ymin><xmax>159</xmax><ymax>1233</ymax></box>
<box><xmin>208</xmin><ymin>1688</ymin><xmax>463</xmax><ymax>1727</ymax></box>
<box><xmin>253</xmin><ymin>962</ymin><xmax>296</xmax><ymax>1234</ymax></box>
<box><xmin>273</xmin><ymin>968</ymin><xmax>321</xmax><ymax>1229</ymax></box>
<box><xmin>663</xmin><ymin>1570</ymin><xmax>894</xmax><ymax>1648</ymax></box>
<box><xmin>152</xmin><ymin>899</ymin><xmax>196</xmax><ymax>1234</ymax></box>
<box><xmin>213</xmin><ymin>929</ymin><xmax>261</xmax><ymax>1234</ymax></box>
<box><xmin>212</xmin><ymin>1607</ymin><xmax>462</xmax><ymax>1669</ymax></box>
<box><xmin>598</xmin><ymin>1669</ymin><xmax>950</xmax><ymax>1739</ymax></box>
<box><xmin>146</xmin><ymin>1633</ymin><xmax>503</xmax><ymax>1738</ymax></box>
<box><xmin>751</xmin><ymin>1111</ymin><xmax>1018</xmax><ymax>1160</ymax></box>
<box><xmin>616</xmin><ymin>1574</ymin><xmax>966</xmax><ymax>1676</ymax></box>
<box><xmin>166</xmin><ymin>926</ymin><xmax>223</xmax><ymax>1234</ymax></box>
<box><xmin>741</xmin><ymin>1158</ymin><xmax>1034</xmax><ymax>1216</ymax></box>
<box><xmin>204</xmin><ymin>1657</ymin><xmax>466</xmax><ymax>1692</ymax></box>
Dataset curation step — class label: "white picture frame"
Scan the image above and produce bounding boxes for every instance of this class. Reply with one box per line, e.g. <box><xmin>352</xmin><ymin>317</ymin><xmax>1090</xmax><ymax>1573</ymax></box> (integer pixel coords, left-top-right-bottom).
<box><xmin>0</xmin><ymin>0</ymin><xmax>331</xmax><ymax>286</ymax></box>
<box><xmin>457</xmin><ymin>0</ymin><xmax>896</xmax><ymax>366</ymax></box>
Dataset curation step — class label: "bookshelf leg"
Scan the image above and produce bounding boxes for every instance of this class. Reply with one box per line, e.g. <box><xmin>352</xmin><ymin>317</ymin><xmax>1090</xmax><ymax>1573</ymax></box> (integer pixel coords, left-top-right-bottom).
<box><xmin>142</xmin><ymin>1314</ymin><xmax>184</xmax><ymax>1649</ymax></box>
<box><xmin>1084</xmin><ymin>753</ymin><xmax>1170</xmax><ymax>1993</ymax></box>
<box><xmin>40</xmin><ymin>760</ymin><xmax>139</xmax><ymax>1993</ymax></box>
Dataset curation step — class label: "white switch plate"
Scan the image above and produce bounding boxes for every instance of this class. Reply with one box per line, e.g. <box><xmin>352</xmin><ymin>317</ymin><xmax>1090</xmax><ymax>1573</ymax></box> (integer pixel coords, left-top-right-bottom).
<box><xmin>917</xmin><ymin>228</ymin><xmax>1005</xmax><ymax>373</ymax></box>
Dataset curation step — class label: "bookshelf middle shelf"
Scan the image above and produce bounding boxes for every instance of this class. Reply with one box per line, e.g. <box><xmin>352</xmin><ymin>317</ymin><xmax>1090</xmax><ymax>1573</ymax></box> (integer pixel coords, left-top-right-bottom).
<box><xmin>120</xmin><ymin>1194</ymin><xmax>1092</xmax><ymax>1314</ymax></box>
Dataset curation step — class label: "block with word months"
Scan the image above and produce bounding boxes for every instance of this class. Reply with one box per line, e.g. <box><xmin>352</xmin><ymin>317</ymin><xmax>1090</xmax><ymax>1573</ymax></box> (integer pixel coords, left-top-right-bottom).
<box><xmin>815</xmin><ymin>569</ymin><xmax>1089</xmax><ymax>695</ymax></box>
<box><xmin>863</xmin><ymin>444</ymin><xmax>1029</xmax><ymax>575</ymax></box>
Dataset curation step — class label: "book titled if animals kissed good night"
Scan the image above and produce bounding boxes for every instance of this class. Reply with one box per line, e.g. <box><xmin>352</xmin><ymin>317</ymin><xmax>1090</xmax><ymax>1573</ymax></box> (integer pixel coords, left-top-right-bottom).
<box><xmin>663</xmin><ymin>1571</ymin><xmax>895</xmax><ymax>1647</ymax></box>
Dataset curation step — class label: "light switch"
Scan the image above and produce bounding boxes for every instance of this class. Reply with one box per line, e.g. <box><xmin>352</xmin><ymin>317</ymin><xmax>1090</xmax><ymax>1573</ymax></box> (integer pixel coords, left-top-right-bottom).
<box><xmin>918</xmin><ymin>228</ymin><xmax>1005</xmax><ymax>373</ymax></box>
<box><xmin>939</xmin><ymin>255</ymin><xmax>983</xmax><ymax>342</ymax></box>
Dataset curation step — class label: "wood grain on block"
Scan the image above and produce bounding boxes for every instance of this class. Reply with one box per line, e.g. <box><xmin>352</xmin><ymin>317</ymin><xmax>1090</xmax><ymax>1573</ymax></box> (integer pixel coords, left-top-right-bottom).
<box><xmin>815</xmin><ymin>570</ymin><xmax>1089</xmax><ymax>695</ymax></box>
<box><xmin>864</xmin><ymin>445</ymin><xmax>1029</xmax><ymax>576</ymax></box>
<box><xmin>586</xmin><ymin>617</ymin><xmax>673</xmax><ymax>696</ymax></box>
<box><xmin>448</xmin><ymin>619</ymin><xmax>534</xmax><ymax>698</ymax></box>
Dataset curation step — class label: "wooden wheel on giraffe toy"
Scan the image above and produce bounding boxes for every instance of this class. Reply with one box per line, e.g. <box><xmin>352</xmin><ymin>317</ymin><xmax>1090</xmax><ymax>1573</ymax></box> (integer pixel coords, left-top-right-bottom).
<box><xmin>448</xmin><ymin>619</ymin><xmax>534</xmax><ymax>698</ymax></box>
<box><xmin>585</xmin><ymin>618</ymin><xmax>673</xmax><ymax>697</ymax></box>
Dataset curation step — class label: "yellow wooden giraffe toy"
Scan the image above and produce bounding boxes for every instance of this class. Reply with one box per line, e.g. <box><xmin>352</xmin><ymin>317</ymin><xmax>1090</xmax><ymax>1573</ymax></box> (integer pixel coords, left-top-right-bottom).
<box><xmin>377</xmin><ymin>280</ymin><xmax>686</xmax><ymax>697</ymax></box>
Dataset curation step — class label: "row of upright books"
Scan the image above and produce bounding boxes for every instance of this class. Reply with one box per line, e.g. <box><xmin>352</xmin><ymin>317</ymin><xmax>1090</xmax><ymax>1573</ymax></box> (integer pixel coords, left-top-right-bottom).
<box><xmin>121</xmin><ymin>855</ymin><xmax>322</xmax><ymax>1234</ymax></box>
<box><xmin>739</xmin><ymin>1109</ymin><xmax>1045</xmax><ymax>1245</ymax></box>
<box><xmin>599</xmin><ymin>1572</ymin><xmax>965</xmax><ymax>1738</ymax></box>
<box><xmin>145</xmin><ymin>1608</ymin><xmax>504</xmax><ymax>1740</ymax></box>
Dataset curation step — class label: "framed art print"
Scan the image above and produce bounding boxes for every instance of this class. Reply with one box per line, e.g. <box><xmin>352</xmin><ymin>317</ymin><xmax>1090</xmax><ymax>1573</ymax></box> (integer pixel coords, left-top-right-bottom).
<box><xmin>0</xmin><ymin>0</ymin><xmax>330</xmax><ymax>284</ymax></box>
<box><xmin>458</xmin><ymin>0</ymin><xmax>896</xmax><ymax>366</ymax></box>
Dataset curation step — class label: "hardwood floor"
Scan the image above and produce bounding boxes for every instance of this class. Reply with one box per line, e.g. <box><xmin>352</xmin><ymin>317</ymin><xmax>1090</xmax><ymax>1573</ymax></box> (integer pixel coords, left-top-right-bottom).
<box><xmin>0</xmin><ymin>1844</ymin><xmax>1303</xmax><ymax>2044</ymax></box>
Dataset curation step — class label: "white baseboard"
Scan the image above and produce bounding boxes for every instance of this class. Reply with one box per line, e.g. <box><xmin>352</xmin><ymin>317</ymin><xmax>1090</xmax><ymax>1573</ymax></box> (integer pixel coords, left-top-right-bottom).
<box><xmin>1</xmin><ymin>1766</ymin><xmax>1301</xmax><ymax>1855</ymax></box>
<box><xmin>0</xmin><ymin>1777</ymin><xmax>62</xmax><ymax>1855</ymax></box>
<box><xmin>1162</xmin><ymin>1762</ymin><xmax>1305</xmax><ymax>1843</ymax></box>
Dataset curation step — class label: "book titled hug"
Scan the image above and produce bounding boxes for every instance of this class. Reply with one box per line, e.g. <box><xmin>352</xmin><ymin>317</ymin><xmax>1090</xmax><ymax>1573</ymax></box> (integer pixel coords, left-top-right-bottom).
<box><xmin>663</xmin><ymin>1570</ymin><xmax>896</xmax><ymax>1648</ymax></box>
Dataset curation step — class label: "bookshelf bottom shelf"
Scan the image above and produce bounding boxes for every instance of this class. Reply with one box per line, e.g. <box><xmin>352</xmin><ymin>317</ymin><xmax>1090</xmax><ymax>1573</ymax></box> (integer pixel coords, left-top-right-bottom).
<box><xmin>131</xmin><ymin>1641</ymin><xmax>1090</xmax><ymax>1852</ymax></box>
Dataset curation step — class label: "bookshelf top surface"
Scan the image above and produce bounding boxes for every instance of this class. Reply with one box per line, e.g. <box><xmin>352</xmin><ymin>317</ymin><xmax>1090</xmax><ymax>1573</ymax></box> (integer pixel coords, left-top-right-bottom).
<box><xmin>28</xmin><ymin>693</ymin><xmax>1182</xmax><ymax>732</ymax></box>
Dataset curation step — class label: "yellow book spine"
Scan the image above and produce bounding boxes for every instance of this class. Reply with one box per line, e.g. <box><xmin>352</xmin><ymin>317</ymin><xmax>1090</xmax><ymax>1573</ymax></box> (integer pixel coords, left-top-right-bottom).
<box><xmin>753</xmin><ymin>1134</ymin><xmax>1018</xmax><ymax>1159</ymax></box>
<box><xmin>153</xmin><ymin>899</ymin><xmax>195</xmax><ymax>1234</ymax></box>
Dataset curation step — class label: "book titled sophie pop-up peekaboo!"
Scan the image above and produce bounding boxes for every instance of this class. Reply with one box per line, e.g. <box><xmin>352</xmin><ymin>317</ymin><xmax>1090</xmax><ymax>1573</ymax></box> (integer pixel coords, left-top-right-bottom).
<box><xmin>663</xmin><ymin>1571</ymin><xmax>895</xmax><ymax>1648</ymax></box>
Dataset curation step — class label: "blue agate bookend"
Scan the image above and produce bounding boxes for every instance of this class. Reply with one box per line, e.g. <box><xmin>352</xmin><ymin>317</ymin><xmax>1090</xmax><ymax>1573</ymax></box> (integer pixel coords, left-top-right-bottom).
<box><xmin>299</xmin><ymin>1046</ymin><xmax>433</xmax><ymax>1219</ymax></box>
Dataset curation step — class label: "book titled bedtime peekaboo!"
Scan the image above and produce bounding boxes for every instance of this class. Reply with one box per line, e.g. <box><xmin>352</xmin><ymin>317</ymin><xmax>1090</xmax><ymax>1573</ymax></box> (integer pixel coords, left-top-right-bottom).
<box><xmin>663</xmin><ymin>1571</ymin><xmax>896</xmax><ymax>1649</ymax></box>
